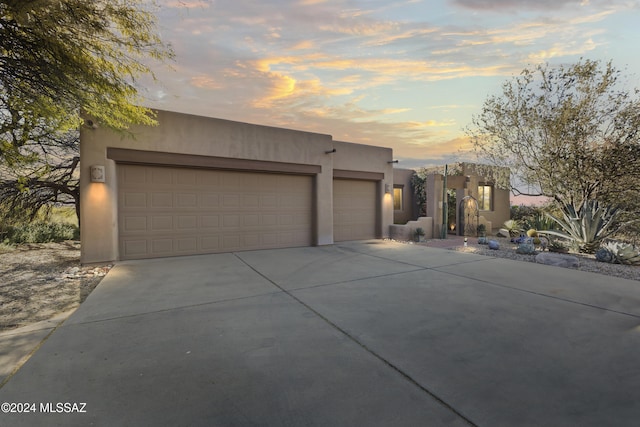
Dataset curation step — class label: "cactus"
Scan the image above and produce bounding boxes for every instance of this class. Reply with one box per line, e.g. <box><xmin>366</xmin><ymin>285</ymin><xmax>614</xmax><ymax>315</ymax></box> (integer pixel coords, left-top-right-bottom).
<box><xmin>595</xmin><ymin>241</ymin><xmax>640</xmax><ymax>265</ymax></box>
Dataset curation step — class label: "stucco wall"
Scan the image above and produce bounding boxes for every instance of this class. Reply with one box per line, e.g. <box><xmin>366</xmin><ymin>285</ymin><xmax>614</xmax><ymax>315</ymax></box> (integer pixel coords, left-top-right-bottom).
<box><xmin>80</xmin><ymin>109</ymin><xmax>393</xmax><ymax>263</ymax></box>
<box><xmin>392</xmin><ymin>168</ymin><xmax>417</xmax><ymax>224</ymax></box>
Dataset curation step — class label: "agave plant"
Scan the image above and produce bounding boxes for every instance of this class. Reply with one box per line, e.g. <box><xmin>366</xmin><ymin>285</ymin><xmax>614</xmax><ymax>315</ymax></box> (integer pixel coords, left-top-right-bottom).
<box><xmin>596</xmin><ymin>241</ymin><xmax>640</xmax><ymax>265</ymax></box>
<box><xmin>502</xmin><ymin>219</ymin><xmax>521</xmax><ymax>237</ymax></box>
<box><xmin>542</xmin><ymin>200</ymin><xmax>621</xmax><ymax>253</ymax></box>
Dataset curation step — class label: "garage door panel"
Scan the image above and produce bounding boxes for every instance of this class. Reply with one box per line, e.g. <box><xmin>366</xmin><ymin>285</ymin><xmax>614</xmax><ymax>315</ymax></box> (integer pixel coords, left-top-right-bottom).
<box><xmin>151</xmin><ymin>216</ymin><xmax>173</xmax><ymax>231</ymax></box>
<box><xmin>124</xmin><ymin>240</ymin><xmax>147</xmax><ymax>256</ymax></box>
<box><xmin>149</xmin><ymin>169</ymin><xmax>171</xmax><ymax>185</ymax></box>
<box><xmin>176</xmin><ymin>169</ymin><xmax>196</xmax><ymax>185</ymax></box>
<box><xmin>200</xmin><ymin>215</ymin><xmax>220</xmax><ymax>228</ymax></box>
<box><xmin>333</xmin><ymin>179</ymin><xmax>377</xmax><ymax>242</ymax></box>
<box><xmin>118</xmin><ymin>165</ymin><xmax>312</xmax><ymax>260</ymax></box>
<box><xmin>123</xmin><ymin>167</ymin><xmax>147</xmax><ymax>185</ymax></box>
<box><xmin>124</xmin><ymin>193</ymin><xmax>147</xmax><ymax>208</ymax></box>
<box><xmin>123</xmin><ymin>216</ymin><xmax>147</xmax><ymax>232</ymax></box>
<box><xmin>223</xmin><ymin>194</ymin><xmax>240</xmax><ymax>208</ymax></box>
<box><xmin>199</xmin><ymin>194</ymin><xmax>220</xmax><ymax>208</ymax></box>
<box><xmin>152</xmin><ymin>239</ymin><xmax>173</xmax><ymax>254</ymax></box>
<box><xmin>176</xmin><ymin>237</ymin><xmax>197</xmax><ymax>252</ymax></box>
<box><xmin>151</xmin><ymin>193</ymin><xmax>172</xmax><ymax>208</ymax></box>
<box><xmin>201</xmin><ymin>236</ymin><xmax>220</xmax><ymax>250</ymax></box>
<box><xmin>176</xmin><ymin>193</ymin><xmax>197</xmax><ymax>207</ymax></box>
<box><xmin>177</xmin><ymin>215</ymin><xmax>197</xmax><ymax>229</ymax></box>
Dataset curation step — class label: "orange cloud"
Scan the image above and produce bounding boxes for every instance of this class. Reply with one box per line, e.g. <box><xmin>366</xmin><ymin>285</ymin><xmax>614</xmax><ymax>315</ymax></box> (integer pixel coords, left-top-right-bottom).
<box><xmin>190</xmin><ymin>75</ymin><xmax>222</xmax><ymax>90</ymax></box>
<box><xmin>291</xmin><ymin>40</ymin><xmax>315</xmax><ymax>50</ymax></box>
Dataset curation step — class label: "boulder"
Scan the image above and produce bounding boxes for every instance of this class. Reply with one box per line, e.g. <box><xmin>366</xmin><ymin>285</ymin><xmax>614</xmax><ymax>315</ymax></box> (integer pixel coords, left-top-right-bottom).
<box><xmin>535</xmin><ymin>252</ymin><xmax>579</xmax><ymax>268</ymax></box>
<box><xmin>497</xmin><ymin>228</ymin><xmax>510</xmax><ymax>238</ymax></box>
<box><xmin>488</xmin><ymin>240</ymin><xmax>500</xmax><ymax>250</ymax></box>
<box><xmin>516</xmin><ymin>240</ymin><xmax>536</xmax><ymax>254</ymax></box>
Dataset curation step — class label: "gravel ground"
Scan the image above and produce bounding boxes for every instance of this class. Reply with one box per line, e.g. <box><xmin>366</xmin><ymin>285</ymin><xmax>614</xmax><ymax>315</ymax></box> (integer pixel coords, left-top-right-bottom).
<box><xmin>425</xmin><ymin>236</ymin><xmax>640</xmax><ymax>282</ymax></box>
<box><xmin>0</xmin><ymin>241</ymin><xmax>111</xmax><ymax>332</ymax></box>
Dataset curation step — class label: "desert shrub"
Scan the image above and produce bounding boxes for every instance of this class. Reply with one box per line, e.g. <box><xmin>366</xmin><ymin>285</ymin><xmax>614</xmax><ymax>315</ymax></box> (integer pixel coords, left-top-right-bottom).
<box><xmin>523</xmin><ymin>214</ymin><xmax>557</xmax><ymax>232</ymax></box>
<box><xmin>510</xmin><ymin>205</ymin><xmax>539</xmax><ymax>222</ymax></box>
<box><xmin>2</xmin><ymin>222</ymin><xmax>79</xmax><ymax>244</ymax></box>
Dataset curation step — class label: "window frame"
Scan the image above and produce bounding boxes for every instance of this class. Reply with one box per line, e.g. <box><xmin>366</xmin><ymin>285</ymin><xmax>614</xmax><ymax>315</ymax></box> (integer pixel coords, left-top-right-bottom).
<box><xmin>477</xmin><ymin>184</ymin><xmax>493</xmax><ymax>211</ymax></box>
<box><xmin>393</xmin><ymin>186</ymin><xmax>403</xmax><ymax>211</ymax></box>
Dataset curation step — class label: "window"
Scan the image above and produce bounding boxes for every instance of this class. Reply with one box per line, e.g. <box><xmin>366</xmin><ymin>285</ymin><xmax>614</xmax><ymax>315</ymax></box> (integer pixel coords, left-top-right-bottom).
<box><xmin>478</xmin><ymin>185</ymin><xmax>493</xmax><ymax>211</ymax></box>
<box><xmin>393</xmin><ymin>187</ymin><xmax>403</xmax><ymax>210</ymax></box>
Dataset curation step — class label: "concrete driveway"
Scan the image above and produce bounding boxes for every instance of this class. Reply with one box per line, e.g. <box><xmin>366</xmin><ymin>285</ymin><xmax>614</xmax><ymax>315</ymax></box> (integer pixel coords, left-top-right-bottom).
<box><xmin>1</xmin><ymin>241</ymin><xmax>640</xmax><ymax>426</ymax></box>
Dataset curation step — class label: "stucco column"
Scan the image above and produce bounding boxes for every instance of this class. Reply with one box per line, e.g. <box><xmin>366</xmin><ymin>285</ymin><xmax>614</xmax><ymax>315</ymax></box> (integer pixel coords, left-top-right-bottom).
<box><xmin>426</xmin><ymin>174</ymin><xmax>443</xmax><ymax>239</ymax></box>
<box><xmin>315</xmin><ymin>168</ymin><xmax>334</xmax><ymax>245</ymax></box>
<box><xmin>79</xmin><ymin>127</ymin><xmax>118</xmax><ymax>263</ymax></box>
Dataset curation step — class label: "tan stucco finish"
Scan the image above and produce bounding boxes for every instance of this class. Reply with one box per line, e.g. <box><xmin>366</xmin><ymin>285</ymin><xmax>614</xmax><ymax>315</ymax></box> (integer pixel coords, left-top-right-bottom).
<box><xmin>80</xmin><ymin>110</ymin><xmax>393</xmax><ymax>263</ymax></box>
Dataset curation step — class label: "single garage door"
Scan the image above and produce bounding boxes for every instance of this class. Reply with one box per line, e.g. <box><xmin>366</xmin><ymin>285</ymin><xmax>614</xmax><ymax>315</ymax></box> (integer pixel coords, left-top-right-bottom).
<box><xmin>333</xmin><ymin>179</ymin><xmax>378</xmax><ymax>242</ymax></box>
<box><xmin>118</xmin><ymin>164</ymin><xmax>313</xmax><ymax>260</ymax></box>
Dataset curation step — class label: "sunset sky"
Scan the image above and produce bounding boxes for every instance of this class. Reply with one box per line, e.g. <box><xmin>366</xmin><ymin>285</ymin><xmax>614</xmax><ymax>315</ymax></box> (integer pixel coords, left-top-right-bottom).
<box><xmin>142</xmin><ymin>0</ymin><xmax>640</xmax><ymax>172</ymax></box>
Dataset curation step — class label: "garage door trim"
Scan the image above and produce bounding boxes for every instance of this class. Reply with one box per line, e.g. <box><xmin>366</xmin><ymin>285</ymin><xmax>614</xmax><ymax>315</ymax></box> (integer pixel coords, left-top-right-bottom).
<box><xmin>333</xmin><ymin>169</ymin><xmax>384</xmax><ymax>181</ymax></box>
<box><xmin>108</xmin><ymin>147</ymin><xmax>321</xmax><ymax>175</ymax></box>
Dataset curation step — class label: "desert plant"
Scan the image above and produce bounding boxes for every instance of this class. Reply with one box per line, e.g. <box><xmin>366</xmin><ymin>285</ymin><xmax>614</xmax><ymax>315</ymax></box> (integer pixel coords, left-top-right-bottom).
<box><xmin>503</xmin><ymin>219</ymin><xmax>521</xmax><ymax>237</ymax></box>
<box><xmin>477</xmin><ymin>224</ymin><xmax>486</xmax><ymax>236</ymax></box>
<box><xmin>524</xmin><ymin>214</ymin><xmax>557</xmax><ymax>232</ymax></box>
<box><xmin>511</xmin><ymin>205</ymin><xmax>539</xmax><ymax>222</ymax></box>
<box><xmin>414</xmin><ymin>227</ymin><xmax>425</xmax><ymax>242</ymax></box>
<box><xmin>547</xmin><ymin>239</ymin><xmax>569</xmax><ymax>253</ymax></box>
<box><xmin>595</xmin><ymin>241</ymin><xmax>640</xmax><ymax>265</ymax></box>
<box><xmin>2</xmin><ymin>222</ymin><xmax>79</xmax><ymax>244</ymax></box>
<box><xmin>543</xmin><ymin>200</ymin><xmax>621</xmax><ymax>253</ymax></box>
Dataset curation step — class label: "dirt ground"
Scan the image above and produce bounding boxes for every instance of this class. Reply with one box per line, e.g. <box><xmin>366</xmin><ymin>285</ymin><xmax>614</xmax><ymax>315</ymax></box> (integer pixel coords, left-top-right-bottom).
<box><xmin>0</xmin><ymin>241</ymin><xmax>111</xmax><ymax>332</ymax></box>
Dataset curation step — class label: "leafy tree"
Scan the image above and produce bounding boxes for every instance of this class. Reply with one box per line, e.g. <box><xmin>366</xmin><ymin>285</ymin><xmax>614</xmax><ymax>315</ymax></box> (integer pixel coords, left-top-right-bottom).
<box><xmin>467</xmin><ymin>59</ymin><xmax>640</xmax><ymax>213</ymax></box>
<box><xmin>0</xmin><ymin>100</ymin><xmax>79</xmax><ymax>223</ymax></box>
<box><xmin>0</xmin><ymin>0</ymin><xmax>173</xmax><ymax>224</ymax></box>
<box><xmin>0</xmin><ymin>0</ymin><xmax>173</xmax><ymax>132</ymax></box>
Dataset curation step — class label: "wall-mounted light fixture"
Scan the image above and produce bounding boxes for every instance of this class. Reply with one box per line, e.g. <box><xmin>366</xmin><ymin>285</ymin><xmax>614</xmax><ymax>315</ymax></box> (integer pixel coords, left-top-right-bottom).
<box><xmin>387</xmin><ymin>160</ymin><xmax>399</xmax><ymax>164</ymax></box>
<box><xmin>385</xmin><ymin>183</ymin><xmax>392</xmax><ymax>194</ymax></box>
<box><xmin>325</xmin><ymin>148</ymin><xmax>337</xmax><ymax>154</ymax></box>
<box><xmin>90</xmin><ymin>165</ymin><xmax>106</xmax><ymax>183</ymax></box>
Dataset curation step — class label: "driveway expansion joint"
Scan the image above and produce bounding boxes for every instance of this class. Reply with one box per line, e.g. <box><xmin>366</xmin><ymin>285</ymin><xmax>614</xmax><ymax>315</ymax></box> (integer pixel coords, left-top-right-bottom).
<box><xmin>435</xmin><ymin>268</ymin><xmax>640</xmax><ymax>320</ymax></box>
<box><xmin>233</xmin><ymin>252</ymin><xmax>479</xmax><ymax>427</ymax></box>
<box><xmin>63</xmin><ymin>290</ymin><xmax>284</xmax><ymax>327</ymax></box>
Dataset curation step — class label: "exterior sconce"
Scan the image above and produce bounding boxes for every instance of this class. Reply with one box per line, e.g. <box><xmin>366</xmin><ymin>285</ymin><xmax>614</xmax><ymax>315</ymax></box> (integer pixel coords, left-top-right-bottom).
<box><xmin>385</xmin><ymin>183</ymin><xmax>392</xmax><ymax>194</ymax></box>
<box><xmin>90</xmin><ymin>165</ymin><xmax>106</xmax><ymax>183</ymax></box>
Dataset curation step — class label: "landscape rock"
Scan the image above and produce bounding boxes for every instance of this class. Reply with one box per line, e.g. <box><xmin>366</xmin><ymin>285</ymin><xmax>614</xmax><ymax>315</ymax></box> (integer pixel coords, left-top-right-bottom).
<box><xmin>535</xmin><ymin>252</ymin><xmax>579</xmax><ymax>268</ymax></box>
<box><xmin>497</xmin><ymin>228</ymin><xmax>510</xmax><ymax>238</ymax></box>
<box><xmin>516</xmin><ymin>241</ymin><xmax>536</xmax><ymax>254</ymax></box>
<box><xmin>488</xmin><ymin>240</ymin><xmax>500</xmax><ymax>250</ymax></box>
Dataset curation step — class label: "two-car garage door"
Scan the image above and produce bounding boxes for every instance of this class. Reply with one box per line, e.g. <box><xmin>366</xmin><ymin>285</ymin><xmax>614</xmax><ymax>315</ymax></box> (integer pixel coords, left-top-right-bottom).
<box><xmin>118</xmin><ymin>164</ymin><xmax>313</xmax><ymax>260</ymax></box>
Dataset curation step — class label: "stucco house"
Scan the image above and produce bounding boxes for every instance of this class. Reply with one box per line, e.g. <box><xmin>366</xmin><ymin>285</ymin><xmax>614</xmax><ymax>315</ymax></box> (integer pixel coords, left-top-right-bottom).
<box><xmin>392</xmin><ymin>164</ymin><xmax>511</xmax><ymax>239</ymax></box>
<box><xmin>80</xmin><ymin>109</ymin><xmax>394</xmax><ymax>263</ymax></box>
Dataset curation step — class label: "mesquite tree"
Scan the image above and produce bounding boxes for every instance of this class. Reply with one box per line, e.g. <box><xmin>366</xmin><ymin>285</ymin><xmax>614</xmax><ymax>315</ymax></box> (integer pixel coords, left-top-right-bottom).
<box><xmin>0</xmin><ymin>0</ymin><xmax>173</xmax><ymax>223</ymax></box>
<box><xmin>467</xmin><ymin>59</ymin><xmax>640</xmax><ymax>209</ymax></box>
<box><xmin>0</xmin><ymin>0</ymin><xmax>173</xmax><ymax>131</ymax></box>
<box><xmin>467</xmin><ymin>59</ymin><xmax>640</xmax><ymax>241</ymax></box>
